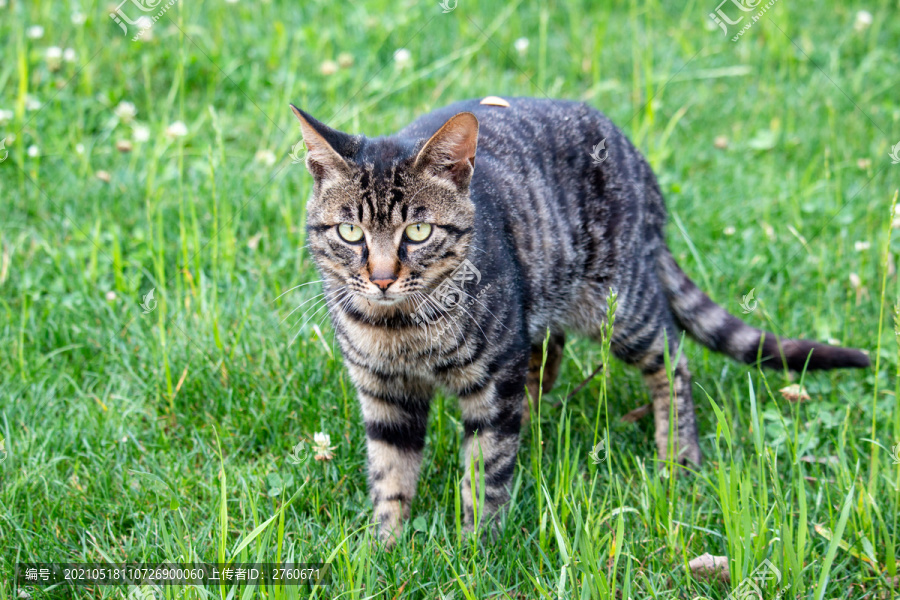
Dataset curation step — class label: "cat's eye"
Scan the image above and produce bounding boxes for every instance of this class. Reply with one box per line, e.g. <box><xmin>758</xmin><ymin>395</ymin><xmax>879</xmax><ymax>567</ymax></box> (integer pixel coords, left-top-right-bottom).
<box><xmin>337</xmin><ymin>223</ymin><xmax>364</xmax><ymax>243</ymax></box>
<box><xmin>405</xmin><ymin>222</ymin><xmax>432</xmax><ymax>242</ymax></box>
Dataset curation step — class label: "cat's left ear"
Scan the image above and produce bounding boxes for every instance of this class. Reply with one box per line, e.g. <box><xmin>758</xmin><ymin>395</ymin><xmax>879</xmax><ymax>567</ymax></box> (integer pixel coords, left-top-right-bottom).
<box><xmin>413</xmin><ymin>112</ymin><xmax>479</xmax><ymax>190</ymax></box>
<box><xmin>290</xmin><ymin>104</ymin><xmax>356</xmax><ymax>181</ymax></box>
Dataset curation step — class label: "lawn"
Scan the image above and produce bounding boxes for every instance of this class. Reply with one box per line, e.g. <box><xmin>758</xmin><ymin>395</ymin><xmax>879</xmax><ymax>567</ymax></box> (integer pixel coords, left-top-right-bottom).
<box><xmin>1</xmin><ymin>0</ymin><xmax>899</xmax><ymax>598</ymax></box>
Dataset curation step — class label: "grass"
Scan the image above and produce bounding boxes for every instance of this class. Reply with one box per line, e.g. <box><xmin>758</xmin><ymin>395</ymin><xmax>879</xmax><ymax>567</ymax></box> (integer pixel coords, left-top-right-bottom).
<box><xmin>1</xmin><ymin>0</ymin><xmax>899</xmax><ymax>598</ymax></box>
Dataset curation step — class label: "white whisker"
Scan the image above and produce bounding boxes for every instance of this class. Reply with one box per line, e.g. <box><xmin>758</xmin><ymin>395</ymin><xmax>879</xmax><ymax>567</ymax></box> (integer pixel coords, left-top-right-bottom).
<box><xmin>280</xmin><ymin>292</ymin><xmax>326</xmax><ymax>324</ymax></box>
<box><xmin>271</xmin><ymin>279</ymin><xmax>325</xmax><ymax>302</ymax></box>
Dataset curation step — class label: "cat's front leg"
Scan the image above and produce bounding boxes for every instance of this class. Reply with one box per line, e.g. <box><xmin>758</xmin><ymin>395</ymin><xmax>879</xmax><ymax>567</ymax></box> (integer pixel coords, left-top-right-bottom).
<box><xmin>350</xmin><ymin>365</ymin><xmax>434</xmax><ymax>547</ymax></box>
<box><xmin>457</xmin><ymin>366</ymin><xmax>527</xmax><ymax>536</ymax></box>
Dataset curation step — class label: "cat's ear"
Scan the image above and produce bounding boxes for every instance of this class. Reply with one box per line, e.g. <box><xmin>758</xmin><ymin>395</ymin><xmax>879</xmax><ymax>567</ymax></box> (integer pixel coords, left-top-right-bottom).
<box><xmin>413</xmin><ymin>112</ymin><xmax>479</xmax><ymax>189</ymax></box>
<box><xmin>290</xmin><ymin>104</ymin><xmax>354</xmax><ymax>181</ymax></box>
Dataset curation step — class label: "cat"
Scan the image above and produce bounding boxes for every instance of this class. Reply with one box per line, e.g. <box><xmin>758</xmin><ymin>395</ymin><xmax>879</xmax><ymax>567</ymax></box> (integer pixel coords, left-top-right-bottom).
<box><xmin>289</xmin><ymin>97</ymin><xmax>869</xmax><ymax>546</ymax></box>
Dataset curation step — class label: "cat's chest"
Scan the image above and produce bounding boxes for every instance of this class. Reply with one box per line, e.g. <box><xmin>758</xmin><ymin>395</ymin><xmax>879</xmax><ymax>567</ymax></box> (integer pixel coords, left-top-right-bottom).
<box><xmin>336</xmin><ymin>314</ymin><xmax>450</xmax><ymax>371</ymax></box>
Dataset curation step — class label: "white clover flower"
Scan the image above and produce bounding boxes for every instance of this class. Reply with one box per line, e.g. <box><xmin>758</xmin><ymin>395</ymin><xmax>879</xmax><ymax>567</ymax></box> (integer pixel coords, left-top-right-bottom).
<box><xmin>105</xmin><ymin>291</ymin><xmax>117</xmax><ymax>301</ymax></box>
<box><xmin>134</xmin><ymin>16</ymin><xmax>154</xmax><ymax>40</ymax></box>
<box><xmin>115</xmin><ymin>101</ymin><xmax>137</xmax><ymax>122</ymax></box>
<box><xmin>393</xmin><ymin>48</ymin><xmax>412</xmax><ymax>68</ymax></box>
<box><xmin>0</xmin><ymin>109</ymin><xmax>13</xmax><ymax>124</ymax></box>
<box><xmin>27</xmin><ymin>25</ymin><xmax>44</xmax><ymax>39</ymax></box>
<box><xmin>166</xmin><ymin>121</ymin><xmax>188</xmax><ymax>138</ymax></box>
<box><xmin>320</xmin><ymin>60</ymin><xmax>338</xmax><ymax>76</ymax></box>
<box><xmin>75</xmin><ymin>143</ymin><xmax>85</xmax><ymax>155</ymax></box>
<box><xmin>849</xmin><ymin>273</ymin><xmax>861</xmax><ymax>289</ymax></box>
<box><xmin>854</xmin><ymin>10</ymin><xmax>873</xmax><ymax>31</ymax></box>
<box><xmin>71</xmin><ymin>12</ymin><xmax>87</xmax><ymax>26</ymax></box>
<box><xmin>723</xmin><ymin>226</ymin><xmax>736</xmax><ymax>236</ymax></box>
<box><xmin>255</xmin><ymin>149</ymin><xmax>277</xmax><ymax>166</ymax></box>
<box><xmin>132</xmin><ymin>124</ymin><xmax>150</xmax><ymax>143</ymax></box>
<box><xmin>854</xmin><ymin>241</ymin><xmax>871</xmax><ymax>252</ymax></box>
<box><xmin>63</xmin><ymin>48</ymin><xmax>77</xmax><ymax>63</ymax></box>
<box><xmin>337</xmin><ymin>52</ymin><xmax>354</xmax><ymax>68</ymax></box>
<box><xmin>514</xmin><ymin>37</ymin><xmax>529</xmax><ymax>56</ymax></box>
<box><xmin>27</xmin><ymin>145</ymin><xmax>40</xmax><ymax>157</ymax></box>
<box><xmin>45</xmin><ymin>47</ymin><xmax>62</xmax><ymax>71</ymax></box>
<box><xmin>312</xmin><ymin>432</ymin><xmax>336</xmax><ymax>461</ymax></box>
<box><xmin>25</xmin><ymin>96</ymin><xmax>41</xmax><ymax>111</ymax></box>
<box><xmin>779</xmin><ymin>384</ymin><xmax>810</xmax><ymax>403</ymax></box>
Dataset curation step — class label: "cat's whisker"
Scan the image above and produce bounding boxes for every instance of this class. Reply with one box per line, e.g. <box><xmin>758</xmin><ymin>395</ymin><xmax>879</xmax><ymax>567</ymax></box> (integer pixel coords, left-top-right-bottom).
<box><xmin>289</xmin><ymin>289</ymin><xmax>349</xmax><ymax>348</ymax></box>
<box><xmin>412</xmin><ymin>291</ymin><xmax>440</xmax><ymax>360</ymax></box>
<box><xmin>280</xmin><ymin>291</ymin><xmax>327</xmax><ymax>324</ymax></box>
<box><xmin>271</xmin><ymin>279</ymin><xmax>325</xmax><ymax>302</ymax></box>
<box><xmin>288</xmin><ymin>287</ymin><xmax>345</xmax><ymax>332</ymax></box>
<box><xmin>417</xmin><ymin>291</ymin><xmax>475</xmax><ymax>362</ymax></box>
<box><xmin>420</xmin><ymin>287</ymin><xmax>489</xmax><ymax>345</ymax></box>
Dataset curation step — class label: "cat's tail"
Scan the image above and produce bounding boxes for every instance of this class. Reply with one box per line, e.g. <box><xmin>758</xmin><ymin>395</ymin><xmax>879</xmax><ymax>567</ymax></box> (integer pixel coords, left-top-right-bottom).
<box><xmin>655</xmin><ymin>247</ymin><xmax>870</xmax><ymax>371</ymax></box>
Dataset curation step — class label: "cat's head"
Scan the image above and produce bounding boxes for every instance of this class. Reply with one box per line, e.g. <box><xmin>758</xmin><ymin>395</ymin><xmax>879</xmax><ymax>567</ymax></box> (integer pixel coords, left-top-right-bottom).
<box><xmin>291</xmin><ymin>105</ymin><xmax>478</xmax><ymax>314</ymax></box>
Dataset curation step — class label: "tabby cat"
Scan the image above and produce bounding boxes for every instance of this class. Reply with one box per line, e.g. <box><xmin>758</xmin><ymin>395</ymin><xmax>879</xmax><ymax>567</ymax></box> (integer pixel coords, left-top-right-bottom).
<box><xmin>289</xmin><ymin>97</ymin><xmax>868</xmax><ymax>545</ymax></box>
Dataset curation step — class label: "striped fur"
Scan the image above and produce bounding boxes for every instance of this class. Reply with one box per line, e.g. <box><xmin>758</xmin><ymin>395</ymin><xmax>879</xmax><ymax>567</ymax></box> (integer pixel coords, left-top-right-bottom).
<box><xmin>291</xmin><ymin>98</ymin><xmax>869</xmax><ymax>545</ymax></box>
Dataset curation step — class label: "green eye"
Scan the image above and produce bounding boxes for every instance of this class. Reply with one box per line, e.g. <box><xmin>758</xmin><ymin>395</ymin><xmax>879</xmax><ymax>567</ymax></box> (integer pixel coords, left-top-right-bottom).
<box><xmin>405</xmin><ymin>222</ymin><xmax>432</xmax><ymax>242</ymax></box>
<box><xmin>337</xmin><ymin>223</ymin><xmax>364</xmax><ymax>242</ymax></box>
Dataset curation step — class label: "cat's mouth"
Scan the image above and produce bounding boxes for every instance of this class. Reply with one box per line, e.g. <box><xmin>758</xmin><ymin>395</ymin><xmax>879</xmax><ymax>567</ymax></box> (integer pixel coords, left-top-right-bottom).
<box><xmin>367</xmin><ymin>296</ymin><xmax>404</xmax><ymax>307</ymax></box>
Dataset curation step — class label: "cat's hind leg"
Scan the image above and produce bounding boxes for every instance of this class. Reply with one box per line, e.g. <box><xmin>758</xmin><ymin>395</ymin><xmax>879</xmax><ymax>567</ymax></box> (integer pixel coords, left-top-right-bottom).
<box><xmin>610</xmin><ymin>296</ymin><xmax>702</xmax><ymax>467</ymax></box>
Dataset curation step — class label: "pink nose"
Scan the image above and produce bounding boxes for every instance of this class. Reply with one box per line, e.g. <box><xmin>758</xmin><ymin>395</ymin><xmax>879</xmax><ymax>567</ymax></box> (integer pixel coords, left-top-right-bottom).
<box><xmin>371</xmin><ymin>276</ymin><xmax>397</xmax><ymax>291</ymax></box>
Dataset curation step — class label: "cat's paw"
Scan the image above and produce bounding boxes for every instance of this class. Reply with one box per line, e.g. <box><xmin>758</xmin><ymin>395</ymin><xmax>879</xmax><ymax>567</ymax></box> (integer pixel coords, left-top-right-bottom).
<box><xmin>461</xmin><ymin>517</ymin><xmax>501</xmax><ymax>544</ymax></box>
<box><xmin>377</xmin><ymin>525</ymin><xmax>402</xmax><ymax>550</ymax></box>
<box><xmin>374</xmin><ymin>510</ymin><xmax>406</xmax><ymax>550</ymax></box>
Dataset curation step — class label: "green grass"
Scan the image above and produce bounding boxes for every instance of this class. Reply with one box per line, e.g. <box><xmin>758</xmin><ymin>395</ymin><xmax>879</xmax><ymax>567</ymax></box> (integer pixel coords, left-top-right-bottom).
<box><xmin>1</xmin><ymin>0</ymin><xmax>899</xmax><ymax>598</ymax></box>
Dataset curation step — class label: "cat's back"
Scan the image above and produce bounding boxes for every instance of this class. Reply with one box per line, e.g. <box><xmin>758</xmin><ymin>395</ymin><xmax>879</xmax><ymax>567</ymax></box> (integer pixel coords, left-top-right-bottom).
<box><xmin>399</xmin><ymin>97</ymin><xmax>612</xmax><ymax>165</ymax></box>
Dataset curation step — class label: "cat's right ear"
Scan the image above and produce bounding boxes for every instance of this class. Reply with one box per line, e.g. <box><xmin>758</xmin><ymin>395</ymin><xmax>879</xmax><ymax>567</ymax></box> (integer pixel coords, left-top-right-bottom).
<box><xmin>290</xmin><ymin>105</ymin><xmax>353</xmax><ymax>181</ymax></box>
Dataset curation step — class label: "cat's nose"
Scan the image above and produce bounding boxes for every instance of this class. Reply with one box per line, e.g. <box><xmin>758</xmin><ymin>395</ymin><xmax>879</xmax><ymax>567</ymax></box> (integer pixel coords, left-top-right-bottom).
<box><xmin>369</xmin><ymin>269</ymin><xmax>397</xmax><ymax>292</ymax></box>
<box><xmin>371</xmin><ymin>274</ymin><xmax>398</xmax><ymax>291</ymax></box>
